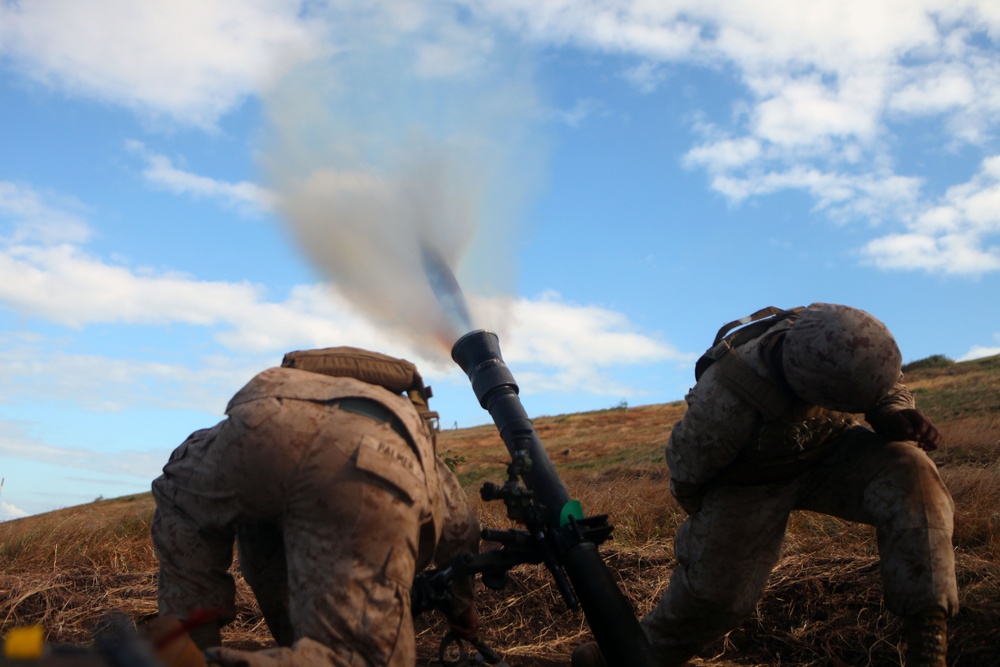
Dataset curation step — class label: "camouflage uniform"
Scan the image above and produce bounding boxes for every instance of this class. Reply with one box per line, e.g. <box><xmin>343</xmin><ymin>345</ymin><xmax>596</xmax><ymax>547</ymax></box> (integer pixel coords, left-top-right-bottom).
<box><xmin>640</xmin><ymin>305</ymin><xmax>958</xmax><ymax>663</ymax></box>
<box><xmin>151</xmin><ymin>366</ymin><xmax>479</xmax><ymax>667</ymax></box>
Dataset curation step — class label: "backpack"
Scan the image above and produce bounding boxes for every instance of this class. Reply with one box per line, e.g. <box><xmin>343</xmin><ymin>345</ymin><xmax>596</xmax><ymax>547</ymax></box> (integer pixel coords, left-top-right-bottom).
<box><xmin>280</xmin><ymin>347</ymin><xmax>439</xmax><ymax>432</ymax></box>
<box><xmin>694</xmin><ymin>306</ymin><xmax>804</xmax><ymax>381</ymax></box>
<box><xmin>690</xmin><ymin>307</ymin><xmax>810</xmax><ymax>422</ymax></box>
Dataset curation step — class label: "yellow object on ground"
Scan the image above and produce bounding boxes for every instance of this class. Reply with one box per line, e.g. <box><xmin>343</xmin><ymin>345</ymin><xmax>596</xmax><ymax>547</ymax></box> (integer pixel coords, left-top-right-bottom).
<box><xmin>3</xmin><ymin>625</ymin><xmax>45</xmax><ymax>660</ymax></box>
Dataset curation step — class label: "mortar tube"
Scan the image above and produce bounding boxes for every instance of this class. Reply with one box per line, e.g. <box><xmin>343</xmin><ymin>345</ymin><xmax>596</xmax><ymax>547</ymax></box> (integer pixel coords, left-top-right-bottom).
<box><xmin>451</xmin><ymin>330</ymin><xmax>659</xmax><ymax>667</ymax></box>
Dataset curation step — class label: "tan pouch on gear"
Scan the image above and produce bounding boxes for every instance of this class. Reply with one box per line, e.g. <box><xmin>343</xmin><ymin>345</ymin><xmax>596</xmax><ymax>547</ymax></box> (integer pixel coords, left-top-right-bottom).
<box><xmin>281</xmin><ymin>346</ymin><xmax>439</xmax><ymax>432</ymax></box>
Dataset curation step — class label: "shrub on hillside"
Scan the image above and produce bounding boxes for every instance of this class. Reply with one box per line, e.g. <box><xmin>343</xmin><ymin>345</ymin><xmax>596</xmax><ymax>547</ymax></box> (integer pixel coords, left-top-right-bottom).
<box><xmin>902</xmin><ymin>354</ymin><xmax>954</xmax><ymax>372</ymax></box>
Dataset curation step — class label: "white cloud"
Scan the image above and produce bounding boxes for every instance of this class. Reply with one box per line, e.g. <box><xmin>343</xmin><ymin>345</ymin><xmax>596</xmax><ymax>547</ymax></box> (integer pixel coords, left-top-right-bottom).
<box><xmin>0</xmin><ymin>340</ymin><xmax>252</xmax><ymax>414</ymax></box>
<box><xmin>470</xmin><ymin>1</ymin><xmax>706</xmax><ymax>61</ymax></box>
<box><xmin>0</xmin><ymin>428</ymin><xmax>165</xmax><ymax>480</ymax></box>
<box><xmin>684</xmin><ymin>137</ymin><xmax>762</xmax><ymax>172</ymax></box>
<box><xmin>0</xmin><ymin>423</ymin><xmax>136</xmax><ymax>518</ymax></box>
<box><xmin>0</xmin><ymin>241</ymin><xmax>267</xmax><ymax>329</ymax></box>
<box><xmin>861</xmin><ymin>232</ymin><xmax>1000</xmax><ymax>274</ymax></box>
<box><xmin>623</xmin><ymin>61</ymin><xmax>669</xmax><ymax>93</ymax></box>
<box><xmin>0</xmin><ymin>183</ymin><xmax>685</xmax><ymax>412</ymax></box>
<box><xmin>0</xmin><ymin>0</ymin><xmax>329</xmax><ymax>127</ymax></box>
<box><xmin>958</xmin><ymin>345</ymin><xmax>1000</xmax><ymax>362</ymax></box>
<box><xmin>477</xmin><ymin>1</ymin><xmax>993</xmax><ymax>94</ymax></box>
<box><xmin>749</xmin><ymin>72</ymin><xmax>884</xmax><ymax>148</ymax></box>
<box><xmin>889</xmin><ymin>63</ymin><xmax>977</xmax><ymax>115</ymax></box>
<box><xmin>708</xmin><ymin>166</ymin><xmax>923</xmax><ymax>220</ymax></box>
<box><xmin>1</xmin><ymin>501</ymin><xmax>29</xmax><ymax>521</ymax></box>
<box><xmin>4</xmin><ymin>1</ymin><xmax>999</xmax><ymax>276</ymax></box>
<box><xmin>0</xmin><ymin>233</ymin><xmax>443</xmax><ymax>368</ymax></box>
<box><xmin>0</xmin><ymin>1</ymin><xmax>510</xmax><ymax>128</ymax></box>
<box><xmin>923</xmin><ymin>155</ymin><xmax>1000</xmax><ymax>232</ymax></box>
<box><xmin>861</xmin><ymin>154</ymin><xmax>1000</xmax><ymax>272</ymax></box>
<box><xmin>128</xmin><ymin>142</ymin><xmax>276</xmax><ymax>214</ymax></box>
<box><xmin>470</xmin><ymin>291</ymin><xmax>695</xmax><ymax>397</ymax></box>
<box><xmin>0</xmin><ymin>292</ymin><xmax>682</xmax><ymax>451</ymax></box>
<box><xmin>502</xmin><ymin>291</ymin><xmax>688</xmax><ymax>368</ymax></box>
<box><xmin>478</xmin><ymin>1</ymin><xmax>1000</xmax><ymax>274</ymax></box>
<box><xmin>889</xmin><ymin>54</ymin><xmax>1000</xmax><ymax>144</ymax></box>
<box><xmin>0</xmin><ymin>283</ymin><xmax>685</xmax><ymax>414</ymax></box>
<box><xmin>0</xmin><ymin>182</ymin><xmax>92</xmax><ymax>244</ymax></box>
<box><xmin>547</xmin><ymin>98</ymin><xmax>608</xmax><ymax>128</ymax></box>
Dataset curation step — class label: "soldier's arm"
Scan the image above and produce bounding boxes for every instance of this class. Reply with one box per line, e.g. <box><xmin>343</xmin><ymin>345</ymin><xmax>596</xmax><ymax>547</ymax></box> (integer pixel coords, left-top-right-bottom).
<box><xmin>864</xmin><ymin>377</ymin><xmax>942</xmax><ymax>451</ymax></box>
<box><xmin>870</xmin><ymin>376</ymin><xmax>916</xmax><ymax>411</ymax></box>
<box><xmin>432</xmin><ymin>457</ymin><xmax>481</xmax><ymax>629</ymax></box>
<box><xmin>666</xmin><ymin>372</ymin><xmax>759</xmax><ymax>512</ymax></box>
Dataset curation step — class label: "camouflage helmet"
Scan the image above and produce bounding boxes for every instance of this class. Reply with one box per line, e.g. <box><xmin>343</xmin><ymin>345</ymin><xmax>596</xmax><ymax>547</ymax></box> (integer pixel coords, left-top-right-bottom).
<box><xmin>781</xmin><ymin>303</ymin><xmax>902</xmax><ymax>412</ymax></box>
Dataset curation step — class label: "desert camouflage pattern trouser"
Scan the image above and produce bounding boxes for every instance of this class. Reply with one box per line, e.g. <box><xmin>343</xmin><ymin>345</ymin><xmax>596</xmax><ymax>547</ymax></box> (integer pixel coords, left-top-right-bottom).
<box><xmin>152</xmin><ymin>397</ymin><xmax>441</xmax><ymax>667</ymax></box>
<box><xmin>642</xmin><ymin>426</ymin><xmax>957</xmax><ymax>662</ymax></box>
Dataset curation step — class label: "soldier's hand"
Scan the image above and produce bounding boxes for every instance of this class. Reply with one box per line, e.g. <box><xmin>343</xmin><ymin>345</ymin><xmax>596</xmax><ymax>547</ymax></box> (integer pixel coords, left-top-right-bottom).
<box><xmin>140</xmin><ymin>616</ymin><xmax>209</xmax><ymax>667</ymax></box>
<box><xmin>866</xmin><ymin>407</ymin><xmax>942</xmax><ymax>452</ymax></box>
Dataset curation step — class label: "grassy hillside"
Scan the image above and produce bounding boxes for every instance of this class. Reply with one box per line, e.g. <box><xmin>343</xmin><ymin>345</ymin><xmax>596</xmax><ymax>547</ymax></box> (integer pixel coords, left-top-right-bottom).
<box><xmin>2</xmin><ymin>355</ymin><xmax>999</xmax><ymax>665</ymax></box>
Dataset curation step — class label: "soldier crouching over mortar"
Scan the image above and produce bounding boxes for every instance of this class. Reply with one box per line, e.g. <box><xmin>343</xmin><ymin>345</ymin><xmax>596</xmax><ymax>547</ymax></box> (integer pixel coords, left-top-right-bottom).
<box><xmin>149</xmin><ymin>347</ymin><xmax>481</xmax><ymax>667</ymax></box>
<box><xmin>573</xmin><ymin>303</ymin><xmax>957</xmax><ymax>667</ymax></box>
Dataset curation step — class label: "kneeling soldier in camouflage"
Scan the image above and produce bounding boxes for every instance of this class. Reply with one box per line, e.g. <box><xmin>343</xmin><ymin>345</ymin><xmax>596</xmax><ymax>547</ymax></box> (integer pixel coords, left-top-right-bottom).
<box><xmin>573</xmin><ymin>303</ymin><xmax>957</xmax><ymax>667</ymax></box>
<box><xmin>151</xmin><ymin>347</ymin><xmax>480</xmax><ymax>667</ymax></box>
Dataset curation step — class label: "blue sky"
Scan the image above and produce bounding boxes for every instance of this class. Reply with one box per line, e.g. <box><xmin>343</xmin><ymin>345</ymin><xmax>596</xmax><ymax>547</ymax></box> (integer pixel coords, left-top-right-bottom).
<box><xmin>2</xmin><ymin>0</ymin><xmax>999</xmax><ymax>519</ymax></box>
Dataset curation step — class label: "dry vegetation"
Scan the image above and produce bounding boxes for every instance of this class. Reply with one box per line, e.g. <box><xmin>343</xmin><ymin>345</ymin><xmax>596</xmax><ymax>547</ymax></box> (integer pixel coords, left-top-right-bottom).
<box><xmin>2</xmin><ymin>355</ymin><xmax>999</xmax><ymax>665</ymax></box>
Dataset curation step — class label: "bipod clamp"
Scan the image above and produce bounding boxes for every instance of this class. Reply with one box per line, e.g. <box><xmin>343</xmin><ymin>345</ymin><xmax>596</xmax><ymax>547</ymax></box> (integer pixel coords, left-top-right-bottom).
<box><xmin>438</xmin><ymin>632</ymin><xmax>509</xmax><ymax>667</ymax></box>
<box><xmin>479</xmin><ymin>450</ymin><xmax>535</xmax><ymax>524</ymax></box>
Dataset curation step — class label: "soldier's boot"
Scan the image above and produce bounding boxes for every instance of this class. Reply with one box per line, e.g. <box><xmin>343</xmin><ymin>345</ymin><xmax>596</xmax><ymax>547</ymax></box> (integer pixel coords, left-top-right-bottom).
<box><xmin>903</xmin><ymin>607</ymin><xmax>948</xmax><ymax>667</ymax></box>
<box><xmin>571</xmin><ymin>641</ymin><xmax>692</xmax><ymax>667</ymax></box>
<box><xmin>571</xmin><ymin>642</ymin><xmax>606</xmax><ymax>667</ymax></box>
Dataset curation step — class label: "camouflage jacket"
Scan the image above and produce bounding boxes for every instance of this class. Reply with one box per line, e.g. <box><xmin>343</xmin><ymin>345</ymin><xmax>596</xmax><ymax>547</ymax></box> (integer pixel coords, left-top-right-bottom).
<box><xmin>227</xmin><ymin>367</ymin><xmax>479</xmax><ymax>607</ymax></box>
<box><xmin>666</xmin><ymin>318</ymin><xmax>916</xmax><ymax>493</ymax></box>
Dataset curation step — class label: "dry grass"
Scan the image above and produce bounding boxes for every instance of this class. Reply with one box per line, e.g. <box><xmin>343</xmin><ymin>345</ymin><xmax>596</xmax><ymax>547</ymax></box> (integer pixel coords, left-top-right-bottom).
<box><xmin>3</xmin><ymin>357</ymin><xmax>1000</xmax><ymax>665</ymax></box>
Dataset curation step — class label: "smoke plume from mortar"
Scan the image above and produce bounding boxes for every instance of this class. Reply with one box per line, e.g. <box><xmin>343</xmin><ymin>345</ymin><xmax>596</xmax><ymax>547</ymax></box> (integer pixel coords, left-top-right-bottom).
<box><xmin>259</xmin><ymin>24</ymin><xmax>545</xmax><ymax>359</ymax></box>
